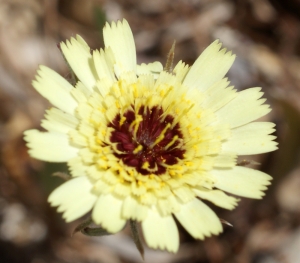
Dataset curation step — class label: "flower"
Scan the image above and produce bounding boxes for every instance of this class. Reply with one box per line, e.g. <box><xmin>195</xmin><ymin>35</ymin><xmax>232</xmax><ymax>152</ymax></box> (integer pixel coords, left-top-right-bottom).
<box><xmin>24</xmin><ymin>19</ymin><xmax>277</xmax><ymax>252</ymax></box>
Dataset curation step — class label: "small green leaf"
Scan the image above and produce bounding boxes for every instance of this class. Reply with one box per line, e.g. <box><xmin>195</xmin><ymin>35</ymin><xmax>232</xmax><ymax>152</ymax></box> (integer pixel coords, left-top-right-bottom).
<box><xmin>52</xmin><ymin>172</ymin><xmax>71</xmax><ymax>181</ymax></box>
<box><xmin>94</xmin><ymin>6</ymin><xmax>107</xmax><ymax>32</ymax></box>
<box><xmin>164</xmin><ymin>41</ymin><xmax>176</xmax><ymax>73</ymax></box>
<box><xmin>81</xmin><ymin>226</ymin><xmax>112</xmax><ymax>237</ymax></box>
<box><xmin>129</xmin><ymin>220</ymin><xmax>144</xmax><ymax>260</ymax></box>
<box><xmin>73</xmin><ymin>217</ymin><xmax>112</xmax><ymax>237</ymax></box>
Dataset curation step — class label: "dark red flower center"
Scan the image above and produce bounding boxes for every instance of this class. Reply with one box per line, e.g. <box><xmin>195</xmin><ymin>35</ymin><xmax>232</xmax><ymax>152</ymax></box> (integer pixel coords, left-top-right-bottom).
<box><xmin>109</xmin><ymin>105</ymin><xmax>185</xmax><ymax>175</ymax></box>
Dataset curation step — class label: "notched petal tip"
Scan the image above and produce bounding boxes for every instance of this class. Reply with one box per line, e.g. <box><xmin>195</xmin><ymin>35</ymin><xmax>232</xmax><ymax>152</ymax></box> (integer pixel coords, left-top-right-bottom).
<box><xmin>75</xmin><ymin>35</ymin><xmax>89</xmax><ymax>50</ymax></box>
<box><xmin>103</xmin><ymin>18</ymin><xmax>136</xmax><ymax>75</ymax></box>
<box><xmin>183</xmin><ymin>39</ymin><xmax>236</xmax><ymax>92</ymax></box>
<box><xmin>175</xmin><ymin>199</ymin><xmax>223</xmax><ymax>241</ymax></box>
<box><xmin>60</xmin><ymin>36</ymin><xmax>97</xmax><ymax>91</ymax></box>
<box><xmin>142</xmin><ymin>207</ymin><xmax>179</xmax><ymax>253</ymax></box>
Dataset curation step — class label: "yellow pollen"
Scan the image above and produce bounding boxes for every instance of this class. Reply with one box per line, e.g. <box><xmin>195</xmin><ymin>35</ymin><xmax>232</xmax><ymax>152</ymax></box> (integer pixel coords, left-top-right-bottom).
<box><xmin>115</xmin><ymin>101</ymin><xmax>120</xmax><ymax>109</ymax></box>
<box><xmin>142</xmin><ymin>161</ymin><xmax>150</xmax><ymax>169</ymax></box>
<box><xmin>133</xmin><ymin>144</ymin><xmax>143</xmax><ymax>154</ymax></box>
<box><xmin>151</xmin><ymin>123</ymin><xmax>171</xmax><ymax>148</ymax></box>
<box><xmin>169</xmin><ymin>170</ymin><xmax>175</xmax><ymax>176</ymax></box>
<box><xmin>98</xmin><ymin>107</ymin><xmax>106</xmax><ymax>113</ymax></box>
<box><xmin>165</xmin><ymin>135</ymin><xmax>179</xmax><ymax>150</ymax></box>
<box><xmin>119</xmin><ymin>178</ymin><xmax>124</xmax><ymax>183</ymax></box>
<box><xmin>96</xmin><ymin>139</ymin><xmax>102</xmax><ymax>144</ymax></box>
<box><xmin>138</xmin><ymin>181</ymin><xmax>143</xmax><ymax>186</ymax></box>
<box><xmin>170</xmin><ymin>165</ymin><xmax>183</xmax><ymax>171</ymax></box>
<box><xmin>100</xmin><ymin>163</ymin><xmax>107</xmax><ymax>169</ymax></box>
<box><xmin>149</xmin><ymin>174</ymin><xmax>155</xmax><ymax>179</ymax></box>
<box><xmin>133</xmin><ymin>84</ymin><xmax>138</xmax><ymax>98</ymax></box>
<box><xmin>120</xmin><ymin>116</ymin><xmax>126</xmax><ymax>126</ymax></box>
<box><xmin>160</xmin><ymin>182</ymin><xmax>165</xmax><ymax>187</ymax></box>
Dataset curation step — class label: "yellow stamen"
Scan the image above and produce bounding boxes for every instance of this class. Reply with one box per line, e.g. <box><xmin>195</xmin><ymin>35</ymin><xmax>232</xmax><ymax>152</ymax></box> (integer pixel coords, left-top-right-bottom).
<box><xmin>119</xmin><ymin>116</ymin><xmax>126</xmax><ymax>126</ymax></box>
<box><xmin>184</xmin><ymin>161</ymin><xmax>193</xmax><ymax>166</ymax></box>
<box><xmin>129</xmin><ymin>115</ymin><xmax>143</xmax><ymax>139</ymax></box>
<box><xmin>151</xmin><ymin>123</ymin><xmax>171</xmax><ymax>148</ymax></box>
<box><xmin>169</xmin><ymin>170</ymin><xmax>175</xmax><ymax>176</ymax></box>
<box><xmin>133</xmin><ymin>144</ymin><xmax>143</xmax><ymax>154</ymax></box>
<box><xmin>142</xmin><ymin>161</ymin><xmax>150</xmax><ymax>169</ymax></box>
<box><xmin>164</xmin><ymin>135</ymin><xmax>179</xmax><ymax>150</ymax></box>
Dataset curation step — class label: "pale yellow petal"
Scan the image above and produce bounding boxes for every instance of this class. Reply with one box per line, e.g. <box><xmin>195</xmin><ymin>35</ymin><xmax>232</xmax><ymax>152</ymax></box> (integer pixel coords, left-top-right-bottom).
<box><xmin>142</xmin><ymin>206</ymin><xmax>179</xmax><ymax>252</ymax></box>
<box><xmin>154</xmin><ymin>71</ymin><xmax>177</xmax><ymax>88</ymax></box>
<box><xmin>183</xmin><ymin>40</ymin><xmax>235</xmax><ymax>92</ymax></box>
<box><xmin>222</xmin><ymin>122</ymin><xmax>278</xmax><ymax>154</ymax></box>
<box><xmin>41</xmin><ymin>108</ymin><xmax>79</xmax><ymax>133</ymax></box>
<box><xmin>24</xmin><ymin>130</ymin><xmax>78</xmax><ymax>162</ymax></box>
<box><xmin>60</xmin><ymin>36</ymin><xmax>97</xmax><ymax>91</ymax></box>
<box><xmin>136</xmin><ymin>61</ymin><xmax>163</xmax><ymax>79</ymax></box>
<box><xmin>68</xmin><ymin>157</ymin><xmax>88</xmax><ymax>177</ymax></box>
<box><xmin>32</xmin><ymin>66</ymin><xmax>78</xmax><ymax>114</ymax></box>
<box><xmin>157</xmin><ymin>195</ymin><xmax>180</xmax><ymax>216</ymax></box>
<box><xmin>96</xmin><ymin>78</ymin><xmax>114</xmax><ymax>98</ymax></box>
<box><xmin>122</xmin><ymin>195</ymin><xmax>148</xmax><ymax>221</ymax></box>
<box><xmin>215</xmin><ymin>87</ymin><xmax>271</xmax><ymax>128</ymax></box>
<box><xmin>173</xmin><ymin>60</ymin><xmax>190</xmax><ymax>83</ymax></box>
<box><xmin>75</xmin><ymin>81</ymin><xmax>92</xmax><ymax>98</ymax></box>
<box><xmin>213</xmin><ymin>166</ymin><xmax>272</xmax><ymax>199</ymax></box>
<box><xmin>69</xmin><ymin>130</ymin><xmax>87</xmax><ymax>147</ymax></box>
<box><xmin>93</xmin><ymin>48</ymin><xmax>116</xmax><ymax>85</ymax></box>
<box><xmin>79</xmin><ymin>148</ymin><xmax>95</xmax><ymax>164</ymax></box>
<box><xmin>71</xmin><ymin>87</ymin><xmax>88</xmax><ymax>104</ymax></box>
<box><xmin>172</xmin><ymin>185</ymin><xmax>195</xmax><ymax>203</ymax></box>
<box><xmin>201</xmin><ymin>78</ymin><xmax>237</xmax><ymax>112</ymax></box>
<box><xmin>194</xmin><ymin>188</ymin><xmax>239</xmax><ymax>210</ymax></box>
<box><xmin>75</xmin><ymin>35</ymin><xmax>90</xmax><ymax>51</ymax></box>
<box><xmin>92</xmin><ymin>194</ymin><xmax>126</xmax><ymax>233</ymax></box>
<box><xmin>48</xmin><ymin>176</ymin><xmax>97</xmax><ymax>222</ymax></box>
<box><xmin>103</xmin><ymin>19</ymin><xmax>136</xmax><ymax>75</ymax></box>
<box><xmin>213</xmin><ymin>153</ymin><xmax>237</xmax><ymax>168</ymax></box>
<box><xmin>174</xmin><ymin>199</ymin><xmax>222</xmax><ymax>239</ymax></box>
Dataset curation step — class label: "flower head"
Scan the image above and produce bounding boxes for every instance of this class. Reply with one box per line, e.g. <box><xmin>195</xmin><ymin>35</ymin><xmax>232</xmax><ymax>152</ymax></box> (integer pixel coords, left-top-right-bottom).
<box><xmin>24</xmin><ymin>19</ymin><xmax>277</xmax><ymax>252</ymax></box>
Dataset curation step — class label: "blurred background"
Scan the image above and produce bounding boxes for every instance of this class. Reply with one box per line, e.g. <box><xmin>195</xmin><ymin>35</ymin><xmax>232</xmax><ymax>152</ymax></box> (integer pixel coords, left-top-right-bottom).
<box><xmin>0</xmin><ymin>0</ymin><xmax>299</xmax><ymax>262</ymax></box>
